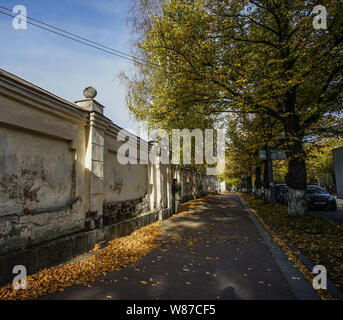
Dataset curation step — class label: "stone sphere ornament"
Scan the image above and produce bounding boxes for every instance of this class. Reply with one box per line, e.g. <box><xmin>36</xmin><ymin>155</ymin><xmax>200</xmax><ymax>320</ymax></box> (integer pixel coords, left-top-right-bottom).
<box><xmin>83</xmin><ymin>87</ymin><xmax>97</xmax><ymax>99</ymax></box>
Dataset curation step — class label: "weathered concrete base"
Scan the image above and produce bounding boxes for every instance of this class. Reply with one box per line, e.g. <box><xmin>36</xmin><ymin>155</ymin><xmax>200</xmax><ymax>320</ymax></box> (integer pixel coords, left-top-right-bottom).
<box><xmin>287</xmin><ymin>188</ymin><xmax>307</xmax><ymax>216</ymax></box>
<box><xmin>102</xmin><ymin>207</ymin><xmax>171</xmax><ymax>243</ymax></box>
<box><xmin>0</xmin><ymin>207</ymin><xmax>171</xmax><ymax>286</ymax></box>
<box><xmin>0</xmin><ymin>197</ymin><xmax>84</xmax><ymax>256</ymax></box>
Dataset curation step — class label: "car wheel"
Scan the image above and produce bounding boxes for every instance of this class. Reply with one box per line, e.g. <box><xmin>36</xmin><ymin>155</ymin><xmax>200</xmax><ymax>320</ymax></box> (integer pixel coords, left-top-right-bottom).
<box><xmin>330</xmin><ymin>204</ymin><xmax>337</xmax><ymax>211</ymax></box>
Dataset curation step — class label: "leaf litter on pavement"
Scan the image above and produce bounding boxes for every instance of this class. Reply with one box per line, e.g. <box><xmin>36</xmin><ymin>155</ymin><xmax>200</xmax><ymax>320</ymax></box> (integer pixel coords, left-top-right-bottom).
<box><xmin>0</xmin><ymin>196</ymin><xmax>210</xmax><ymax>300</ymax></box>
<box><xmin>241</xmin><ymin>194</ymin><xmax>339</xmax><ymax>300</ymax></box>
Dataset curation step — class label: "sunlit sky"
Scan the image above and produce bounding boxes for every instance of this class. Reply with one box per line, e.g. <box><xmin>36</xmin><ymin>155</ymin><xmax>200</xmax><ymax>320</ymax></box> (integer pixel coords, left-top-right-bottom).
<box><xmin>0</xmin><ymin>0</ymin><xmax>140</xmax><ymax>132</ymax></box>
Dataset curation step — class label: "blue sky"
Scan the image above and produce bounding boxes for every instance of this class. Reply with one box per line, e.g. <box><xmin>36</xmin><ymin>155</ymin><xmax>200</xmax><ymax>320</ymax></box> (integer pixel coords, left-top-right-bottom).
<box><xmin>0</xmin><ymin>0</ymin><xmax>140</xmax><ymax>131</ymax></box>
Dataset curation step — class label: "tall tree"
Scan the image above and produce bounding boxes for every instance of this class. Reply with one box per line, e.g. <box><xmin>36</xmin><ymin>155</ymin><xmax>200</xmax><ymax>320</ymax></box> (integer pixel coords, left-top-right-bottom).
<box><xmin>126</xmin><ymin>0</ymin><xmax>343</xmax><ymax>215</ymax></box>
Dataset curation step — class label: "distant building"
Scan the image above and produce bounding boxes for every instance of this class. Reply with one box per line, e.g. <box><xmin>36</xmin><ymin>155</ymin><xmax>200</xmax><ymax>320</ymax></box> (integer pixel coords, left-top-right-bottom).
<box><xmin>219</xmin><ymin>180</ymin><xmax>226</xmax><ymax>192</ymax></box>
<box><xmin>333</xmin><ymin>147</ymin><xmax>343</xmax><ymax>198</ymax></box>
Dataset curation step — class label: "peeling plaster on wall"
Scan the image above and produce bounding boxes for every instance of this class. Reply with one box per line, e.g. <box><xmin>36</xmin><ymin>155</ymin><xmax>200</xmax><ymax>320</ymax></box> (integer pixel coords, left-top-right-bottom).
<box><xmin>0</xmin><ymin>126</ymin><xmax>74</xmax><ymax>216</ymax></box>
<box><xmin>0</xmin><ymin>197</ymin><xmax>83</xmax><ymax>255</ymax></box>
<box><xmin>110</xmin><ymin>166</ymin><xmax>124</xmax><ymax>194</ymax></box>
<box><xmin>0</xmin><ymin>154</ymin><xmax>46</xmax><ymax>207</ymax></box>
<box><xmin>0</xmin><ymin>131</ymin><xmax>8</xmax><ymax>154</ymax></box>
<box><xmin>104</xmin><ymin>150</ymin><xmax>148</xmax><ymax>203</ymax></box>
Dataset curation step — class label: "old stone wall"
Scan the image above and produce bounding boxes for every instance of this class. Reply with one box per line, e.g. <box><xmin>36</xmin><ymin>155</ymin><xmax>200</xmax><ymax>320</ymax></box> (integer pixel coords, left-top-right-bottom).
<box><xmin>0</xmin><ymin>72</ymin><xmax>89</xmax><ymax>256</ymax></box>
<box><xmin>0</xmin><ymin>69</ymin><xmax>220</xmax><ymax>285</ymax></box>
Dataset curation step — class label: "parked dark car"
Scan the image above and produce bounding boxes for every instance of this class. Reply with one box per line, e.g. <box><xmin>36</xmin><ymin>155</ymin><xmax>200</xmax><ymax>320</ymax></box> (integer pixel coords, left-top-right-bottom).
<box><xmin>306</xmin><ymin>185</ymin><xmax>337</xmax><ymax>211</ymax></box>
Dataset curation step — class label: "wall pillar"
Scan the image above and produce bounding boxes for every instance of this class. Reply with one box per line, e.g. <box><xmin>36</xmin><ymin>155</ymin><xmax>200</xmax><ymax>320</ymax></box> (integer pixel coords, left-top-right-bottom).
<box><xmin>87</xmin><ymin>120</ymin><xmax>105</xmax><ymax>218</ymax></box>
<box><xmin>147</xmin><ymin>141</ymin><xmax>162</xmax><ymax>211</ymax></box>
<box><xmin>76</xmin><ymin>95</ymin><xmax>107</xmax><ymax>228</ymax></box>
<box><xmin>155</xmin><ymin>156</ymin><xmax>162</xmax><ymax>209</ymax></box>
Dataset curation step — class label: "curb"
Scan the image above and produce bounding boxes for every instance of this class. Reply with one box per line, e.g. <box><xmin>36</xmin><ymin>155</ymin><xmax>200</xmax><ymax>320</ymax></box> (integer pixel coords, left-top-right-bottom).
<box><xmin>239</xmin><ymin>195</ymin><xmax>321</xmax><ymax>300</ymax></box>
<box><xmin>239</xmin><ymin>195</ymin><xmax>343</xmax><ymax>300</ymax></box>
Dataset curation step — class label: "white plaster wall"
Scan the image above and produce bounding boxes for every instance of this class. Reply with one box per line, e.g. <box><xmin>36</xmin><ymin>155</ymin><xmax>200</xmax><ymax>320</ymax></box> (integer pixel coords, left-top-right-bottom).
<box><xmin>0</xmin><ymin>125</ymin><xmax>73</xmax><ymax>216</ymax></box>
<box><xmin>0</xmin><ymin>70</ymin><xmax>220</xmax><ymax>256</ymax></box>
<box><xmin>103</xmin><ymin>146</ymin><xmax>148</xmax><ymax>203</ymax></box>
<box><xmin>0</xmin><ymin>84</ymin><xmax>89</xmax><ymax>253</ymax></box>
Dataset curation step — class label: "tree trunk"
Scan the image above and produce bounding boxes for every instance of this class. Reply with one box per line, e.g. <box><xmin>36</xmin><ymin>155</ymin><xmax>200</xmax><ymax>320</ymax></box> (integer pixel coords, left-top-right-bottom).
<box><xmin>255</xmin><ymin>167</ymin><xmax>262</xmax><ymax>188</ymax></box>
<box><xmin>263</xmin><ymin>160</ymin><xmax>270</xmax><ymax>203</ymax></box>
<box><xmin>255</xmin><ymin>167</ymin><xmax>262</xmax><ymax>199</ymax></box>
<box><xmin>246</xmin><ymin>176</ymin><xmax>252</xmax><ymax>194</ymax></box>
<box><xmin>286</xmin><ymin>139</ymin><xmax>308</xmax><ymax>215</ymax></box>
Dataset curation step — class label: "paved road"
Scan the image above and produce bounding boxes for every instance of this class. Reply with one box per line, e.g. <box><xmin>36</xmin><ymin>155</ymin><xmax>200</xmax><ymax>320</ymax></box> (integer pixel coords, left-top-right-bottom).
<box><xmin>312</xmin><ymin>201</ymin><xmax>343</xmax><ymax>226</ymax></box>
<box><xmin>42</xmin><ymin>193</ymin><xmax>318</xmax><ymax>300</ymax></box>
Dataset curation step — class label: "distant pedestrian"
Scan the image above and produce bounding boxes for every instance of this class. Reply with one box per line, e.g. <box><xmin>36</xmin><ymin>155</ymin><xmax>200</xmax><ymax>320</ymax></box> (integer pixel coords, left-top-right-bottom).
<box><xmin>172</xmin><ymin>178</ymin><xmax>182</xmax><ymax>214</ymax></box>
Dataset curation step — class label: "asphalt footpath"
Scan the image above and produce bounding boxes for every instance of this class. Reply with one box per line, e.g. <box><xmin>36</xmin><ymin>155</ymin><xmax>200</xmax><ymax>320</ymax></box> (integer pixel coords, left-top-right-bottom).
<box><xmin>41</xmin><ymin>193</ymin><xmax>319</xmax><ymax>300</ymax></box>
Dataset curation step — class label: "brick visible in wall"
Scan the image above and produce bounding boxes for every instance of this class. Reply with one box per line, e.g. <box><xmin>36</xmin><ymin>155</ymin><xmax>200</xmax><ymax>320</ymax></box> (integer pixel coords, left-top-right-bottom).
<box><xmin>103</xmin><ymin>196</ymin><xmax>149</xmax><ymax>226</ymax></box>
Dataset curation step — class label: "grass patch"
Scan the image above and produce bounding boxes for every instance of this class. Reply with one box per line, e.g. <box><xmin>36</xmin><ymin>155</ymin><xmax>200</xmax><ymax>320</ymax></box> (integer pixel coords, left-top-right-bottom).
<box><xmin>241</xmin><ymin>194</ymin><xmax>343</xmax><ymax>292</ymax></box>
